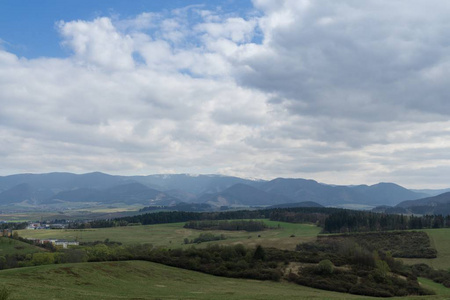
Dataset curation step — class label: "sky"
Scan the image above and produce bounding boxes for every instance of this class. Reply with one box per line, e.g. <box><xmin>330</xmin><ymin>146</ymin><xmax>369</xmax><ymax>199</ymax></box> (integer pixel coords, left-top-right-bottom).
<box><xmin>1</xmin><ymin>0</ymin><xmax>450</xmax><ymax>188</ymax></box>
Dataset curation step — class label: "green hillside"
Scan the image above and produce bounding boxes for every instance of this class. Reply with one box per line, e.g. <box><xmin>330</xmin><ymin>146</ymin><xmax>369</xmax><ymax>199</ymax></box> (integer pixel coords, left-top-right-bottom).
<box><xmin>0</xmin><ymin>260</ymin><xmax>449</xmax><ymax>300</ymax></box>
<box><xmin>0</xmin><ymin>237</ymin><xmax>44</xmax><ymax>256</ymax></box>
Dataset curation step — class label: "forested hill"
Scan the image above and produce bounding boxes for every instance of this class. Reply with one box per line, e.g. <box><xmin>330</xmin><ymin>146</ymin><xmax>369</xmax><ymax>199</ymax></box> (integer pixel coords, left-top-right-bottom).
<box><xmin>373</xmin><ymin>191</ymin><xmax>450</xmax><ymax>215</ymax></box>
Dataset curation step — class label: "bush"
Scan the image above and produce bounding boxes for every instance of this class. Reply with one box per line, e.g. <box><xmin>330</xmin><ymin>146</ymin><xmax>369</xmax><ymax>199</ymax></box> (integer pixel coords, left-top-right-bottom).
<box><xmin>317</xmin><ymin>259</ymin><xmax>334</xmax><ymax>275</ymax></box>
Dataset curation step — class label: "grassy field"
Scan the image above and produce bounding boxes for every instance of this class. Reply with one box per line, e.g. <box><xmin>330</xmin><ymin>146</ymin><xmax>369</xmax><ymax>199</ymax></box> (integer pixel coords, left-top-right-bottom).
<box><xmin>0</xmin><ymin>237</ymin><xmax>44</xmax><ymax>256</ymax></box>
<box><xmin>418</xmin><ymin>278</ymin><xmax>450</xmax><ymax>297</ymax></box>
<box><xmin>17</xmin><ymin>219</ymin><xmax>321</xmax><ymax>250</ymax></box>
<box><xmin>7</xmin><ymin>222</ymin><xmax>450</xmax><ymax>299</ymax></box>
<box><xmin>400</xmin><ymin>228</ymin><xmax>450</xmax><ymax>270</ymax></box>
<box><xmin>0</xmin><ymin>260</ymin><xmax>449</xmax><ymax>300</ymax></box>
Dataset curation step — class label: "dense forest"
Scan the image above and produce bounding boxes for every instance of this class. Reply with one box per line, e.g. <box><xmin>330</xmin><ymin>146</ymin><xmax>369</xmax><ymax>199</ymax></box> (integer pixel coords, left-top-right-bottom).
<box><xmin>184</xmin><ymin>220</ymin><xmax>269</xmax><ymax>231</ymax></box>
<box><xmin>323</xmin><ymin>210</ymin><xmax>450</xmax><ymax>233</ymax></box>
<box><xmin>68</xmin><ymin>207</ymin><xmax>339</xmax><ymax>229</ymax></box>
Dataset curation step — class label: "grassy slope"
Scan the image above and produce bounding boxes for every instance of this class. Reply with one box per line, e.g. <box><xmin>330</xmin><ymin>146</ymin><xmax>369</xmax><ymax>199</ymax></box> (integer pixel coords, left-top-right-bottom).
<box><xmin>401</xmin><ymin>229</ymin><xmax>450</xmax><ymax>270</ymax></box>
<box><xmin>0</xmin><ymin>261</ymin><xmax>448</xmax><ymax>300</ymax></box>
<box><xmin>0</xmin><ymin>237</ymin><xmax>44</xmax><ymax>256</ymax></box>
<box><xmin>17</xmin><ymin>220</ymin><xmax>321</xmax><ymax>250</ymax></box>
<box><xmin>8</xmin><ymin>223</ymin><xmax>450</xmax><ymax>299</ymax></box>
<box><xmin>418</xmin><ymin>278</ymin><xmax>450</xmax><ymax>297</ymax></box>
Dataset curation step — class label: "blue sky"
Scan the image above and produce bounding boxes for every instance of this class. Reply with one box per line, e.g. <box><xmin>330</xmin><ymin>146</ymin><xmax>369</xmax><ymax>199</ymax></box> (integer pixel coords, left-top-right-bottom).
<box><xmin>0</xmin><ymin>0</ymin><xmax>254</xmax><ymax>58</ymax></box>
<box><xmin>1</xmin><ymin>1</ymin><xmax>450</xmax><ymax>188</ymax></box>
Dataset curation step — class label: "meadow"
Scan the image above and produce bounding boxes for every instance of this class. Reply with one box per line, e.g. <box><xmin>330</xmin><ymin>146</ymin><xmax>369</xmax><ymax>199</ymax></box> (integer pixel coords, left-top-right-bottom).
<box><xmin>0</xmin><ymin>260</ymin><xmax>448</xmax><ymax>300</ymax></box>
<box><xmin>6</xmin><ymin>220</ymin><xmax>450</xmax><ymax>299</ymax></box>
<box><xmin>0</xmin><ymin>237</ymin><xmax>43</xmax><ymax>256</ymax></box>
<box><xmin>16</xmin><ymin>219</ymin><xmax>321</xmax><ymax>250</ymax></box>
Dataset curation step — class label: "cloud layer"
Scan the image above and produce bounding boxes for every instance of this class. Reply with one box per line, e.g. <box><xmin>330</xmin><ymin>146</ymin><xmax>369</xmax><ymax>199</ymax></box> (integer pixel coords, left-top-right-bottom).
<box><xmin>1</xmin><ymin>0</ymin><xmax>450</xmax><ymax>188</ymax></box>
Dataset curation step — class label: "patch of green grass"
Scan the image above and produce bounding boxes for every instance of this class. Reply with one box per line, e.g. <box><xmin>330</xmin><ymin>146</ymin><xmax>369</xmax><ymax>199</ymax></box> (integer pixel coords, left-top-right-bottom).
<box><xmin>0</xmin><ymin>260</ymin><xmax>375</xmax><ymax>300</ymax></box>
<box><xmin>17</xmin><ymin>220</ymin><xmax>321</xmax><ymax>250</ymax></box>
<box><xmin>418</xmin><ymin>277</ymin><xmax>450</xmax><ymax>297</ymax></box>
<box><xmin>401</xmin><ymin>228</ymin><xmax>450</xmax><ymax>270</ymax></box>
<box><xmin>0</xmin><ymin>237</ymin><xmax>44</xmax><ymax>256</ymax></box>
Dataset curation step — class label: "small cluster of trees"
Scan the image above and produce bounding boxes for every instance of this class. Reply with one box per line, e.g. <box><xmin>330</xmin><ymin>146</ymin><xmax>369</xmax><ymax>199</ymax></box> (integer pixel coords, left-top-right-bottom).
<box><xmin>0</xmin><ymin>222</ymin><xmax>27</xmax><ymax>231</ymax></box>
<box><xmin>184</xmin><ymin>220</ymin><xmax>268</xmax><ymax>232</ymax></box>
<box><xmin>184</xmin><ymin>233</ymin><xmax>226</xmax><ymax>244</ymax></box>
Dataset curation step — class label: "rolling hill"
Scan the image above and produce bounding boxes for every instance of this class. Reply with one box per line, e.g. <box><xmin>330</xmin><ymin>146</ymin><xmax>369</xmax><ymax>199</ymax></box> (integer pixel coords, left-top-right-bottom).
<box><xmin>394</xmin><ymin>192</ymin><xmax>450</xmax><ymax>215</ymax></box>
<box><xmin>0</xmin><ymin>260</ymin><xmax>375</xmax><ymax>300</ymax></box>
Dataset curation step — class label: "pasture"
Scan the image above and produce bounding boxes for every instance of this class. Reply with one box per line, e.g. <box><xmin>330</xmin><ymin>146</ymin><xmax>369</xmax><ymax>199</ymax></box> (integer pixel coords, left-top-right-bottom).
<box><xmin>16</xmin><ymin>219</ymin><xmax>321</xmax><ymax>250</ymax></box>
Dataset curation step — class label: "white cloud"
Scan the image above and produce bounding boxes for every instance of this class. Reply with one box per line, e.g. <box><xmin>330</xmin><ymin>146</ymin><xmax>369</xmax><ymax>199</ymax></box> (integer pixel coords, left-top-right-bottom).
<box><xmin>58</xmin><ymin>17</ymin><xmax>135</xmax><ymax>70</ymax></box>
<box><xmin>1</xmin><ymin>2</ymin><xmax>450</xmax><ymax>188</ymax></box>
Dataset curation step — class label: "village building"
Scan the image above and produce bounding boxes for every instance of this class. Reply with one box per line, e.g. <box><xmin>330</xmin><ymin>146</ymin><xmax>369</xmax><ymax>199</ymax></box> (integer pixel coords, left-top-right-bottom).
<box><xmin>54</xmin><ymin>240</ymin><xmax>79</xmax><ymax>249</ymax></box>
<box><xmin>27</xmin><ymin>238</ymin><xmax>79</xmax><ymax>249</ymax></box>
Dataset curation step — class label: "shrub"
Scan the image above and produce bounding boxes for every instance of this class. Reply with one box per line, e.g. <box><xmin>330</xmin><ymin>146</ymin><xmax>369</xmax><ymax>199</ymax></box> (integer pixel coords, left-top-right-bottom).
<box><xmin>0</xmin><ymin>286</ymin><xmax>11</xmax><ymax>300</ymax></box>
<box><xmin>317</xmin><ymin>259</ymin><xmax>334</xmax><ymax>275</ymax></box>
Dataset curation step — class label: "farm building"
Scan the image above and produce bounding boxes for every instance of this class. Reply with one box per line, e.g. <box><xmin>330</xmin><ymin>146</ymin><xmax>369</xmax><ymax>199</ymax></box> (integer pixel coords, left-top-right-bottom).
<box><xmin>28</xmin><ymin>238</ymin><xmax>79</xmax><ymax>249</ymax></box>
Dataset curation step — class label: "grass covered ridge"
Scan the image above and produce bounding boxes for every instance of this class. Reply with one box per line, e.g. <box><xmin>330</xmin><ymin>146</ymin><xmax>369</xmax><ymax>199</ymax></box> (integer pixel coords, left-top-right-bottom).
<box><xmin>0</xmin><ymin>237</ymin><xmax>43</xmax><ymax>256</ymax></box>
<box><xmin>0</xmin><ymin>260</ymin><xmax>449</xmax><ymax>300</ymax></box>
<box><xmin>0</xmin><ymin>260</ymin><xmax>374</xmax><ymax>300</ymax></box>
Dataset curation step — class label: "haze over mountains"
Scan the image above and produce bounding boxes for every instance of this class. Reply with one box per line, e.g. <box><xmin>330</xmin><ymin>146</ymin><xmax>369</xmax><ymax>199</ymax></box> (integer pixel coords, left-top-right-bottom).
<box><xmin>0</xmin><ymin>172</ymin><xmax>442</xmax><ymax>210</ymax></box>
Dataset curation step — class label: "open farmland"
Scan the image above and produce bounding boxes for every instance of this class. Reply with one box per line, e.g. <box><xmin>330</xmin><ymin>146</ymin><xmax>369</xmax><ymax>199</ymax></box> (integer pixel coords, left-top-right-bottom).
<box><xmin>16</xmin><ymin>219</ymin><xmax>321</xmax><ymax>250</ymax></box>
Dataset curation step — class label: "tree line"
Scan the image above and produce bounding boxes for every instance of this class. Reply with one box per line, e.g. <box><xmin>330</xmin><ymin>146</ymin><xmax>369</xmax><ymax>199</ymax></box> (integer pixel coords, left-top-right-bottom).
<box><xmin>323</xmin><ymin>210</ymin><xmax>450</xmax><ymax>233</ymax></box>
<box><xmin>67</xmin><ymin>207</ymin><xmax>340</xmax><ymax>229</ymax></box>
<box><xmin>184</xmin><ymin>220</ymin><xmax>268</xmax><ymax>231</ymax></box>
<box><xmin>14</xmin><ymin>206</ymin><xmax>450</xmax><ymax>234</ymax></box>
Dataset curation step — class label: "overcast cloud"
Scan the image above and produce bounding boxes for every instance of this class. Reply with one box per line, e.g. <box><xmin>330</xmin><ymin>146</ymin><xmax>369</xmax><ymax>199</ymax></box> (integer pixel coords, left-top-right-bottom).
<box><xmin>1</xmin><ymin>0</ymin><xmax>450</xmax><ymax>188</ymax></box>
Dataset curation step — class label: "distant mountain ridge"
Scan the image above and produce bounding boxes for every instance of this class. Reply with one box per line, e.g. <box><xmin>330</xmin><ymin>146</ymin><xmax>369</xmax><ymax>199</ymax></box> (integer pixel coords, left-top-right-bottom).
<box><xmin>0</xmin><ymin>172</ymin><xmax>435</xmax><ymax>208</ymax></box>
<box><xmin>256</xmin><ymin>178</ymin><xmax>427</xmax><ymax>207</ymax></box>
<box><xmin>49</xmin><ymin>182</ymin><xmax>179</xmax><ymax>206</ymax></box>
<box><xmin>196</xmin><ymin>183</ymin><xmax>294</xmax><ymax>208</ymax></box>
<box><xmin>385</xmin><ymin>192</ymin><xmax>450</xmax><ymax>215</ymax></box>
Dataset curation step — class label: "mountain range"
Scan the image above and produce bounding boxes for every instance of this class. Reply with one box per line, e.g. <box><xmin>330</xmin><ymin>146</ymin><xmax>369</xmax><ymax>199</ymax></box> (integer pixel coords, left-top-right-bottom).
<box><xmin>0</xmin><ymin>172</ymin><xmax>441</xmax><ymax>210</ymax></box>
